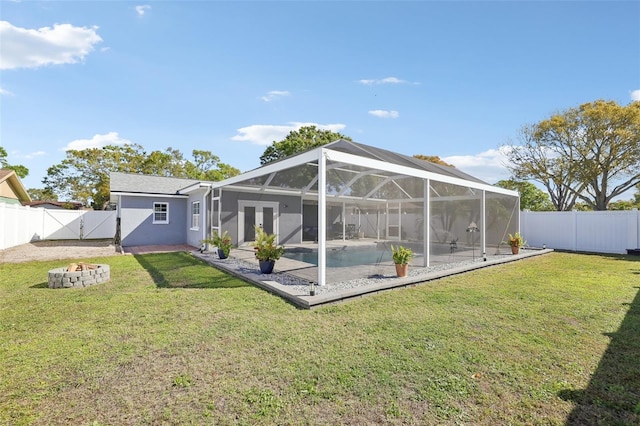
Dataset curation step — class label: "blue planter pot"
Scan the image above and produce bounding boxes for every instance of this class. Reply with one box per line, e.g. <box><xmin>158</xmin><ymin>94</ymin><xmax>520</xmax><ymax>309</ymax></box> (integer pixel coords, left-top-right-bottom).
<box><xmin>218</xmin><ymin>248</ymin><xmax>228</xmax><ymax>259</ymax></box>
<box><xmin>259</xmin><ymin>260</ymin><xmax>275</xmax><ymax>274</ymax></box>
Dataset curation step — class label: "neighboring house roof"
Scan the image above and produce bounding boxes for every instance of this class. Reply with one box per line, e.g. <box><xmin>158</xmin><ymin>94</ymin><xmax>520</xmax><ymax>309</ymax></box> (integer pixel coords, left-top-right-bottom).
<box><xmin>0</xmin><ymin>169</ymin><xmax>31</xmax><ymax>205</ymax></box>
<box><xmin>110</xmin><ymin>172</ymin><xmax>202</xmax><ymax>196</ymax></box>
<box><xmin>25</xmin><ymin>200</ymin><xmax>84</xmax><ymax>210</ymax></box>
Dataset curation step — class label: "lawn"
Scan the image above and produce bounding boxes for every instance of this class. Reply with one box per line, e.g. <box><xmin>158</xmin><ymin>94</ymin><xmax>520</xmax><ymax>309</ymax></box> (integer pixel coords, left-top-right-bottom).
<box><xmin>1</xmin><ymin>251</ymin><xmax>638</xmax><ymax>425</ymax></box>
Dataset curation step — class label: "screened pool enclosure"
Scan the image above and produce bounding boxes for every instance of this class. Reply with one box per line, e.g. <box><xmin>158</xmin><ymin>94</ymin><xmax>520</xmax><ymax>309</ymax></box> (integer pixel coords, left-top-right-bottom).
<box><xmin>210</xmin><ymin>140</ymin><xmax>520</xmax><ymax>286</ymax></box>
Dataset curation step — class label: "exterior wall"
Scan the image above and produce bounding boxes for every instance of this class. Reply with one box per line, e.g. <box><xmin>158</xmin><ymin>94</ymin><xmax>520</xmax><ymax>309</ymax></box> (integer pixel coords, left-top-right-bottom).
<box><xmin>0</xmin><ymin>196</ymin><xmax>21</xmax><ymax>205</ymax></box>
<box><xmin>0</xmin><ymin>180</ymin><xmax>18</xmax><ymax>199</ymax></box>
<box><xmin>186</xmin><ymin>189</ymin><xmax>210</xmax><ymax>248</ymax></box>
<box><xmin>119</xmin><ymin>195</ymin><xmax>188</xmax><ymax>246</ymax></box>
<box><xmin>220</xmin><ymin>190</ymin><xmax>302</xmax><ymax>245</ymax></box>
<box><xmin>0</xmin><ymin>180</ymin><xmax>20</xmax><ymax>204</ymax></box>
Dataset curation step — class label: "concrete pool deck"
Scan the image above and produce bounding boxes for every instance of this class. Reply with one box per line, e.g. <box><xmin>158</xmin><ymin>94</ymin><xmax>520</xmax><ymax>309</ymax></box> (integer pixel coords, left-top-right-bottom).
<box><xmin>192</xmin><ymin>244</ymin><xmax>554</xmax><ymax>309</ymax></box>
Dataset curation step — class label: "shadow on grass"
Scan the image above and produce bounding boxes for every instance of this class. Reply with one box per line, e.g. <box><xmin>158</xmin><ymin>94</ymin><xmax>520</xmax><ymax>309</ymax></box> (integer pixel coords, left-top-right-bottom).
<box><xmin>559</xmin><ymin>284</ymin><xmax>640</xmax><ymax>424</ymax></box>
<box><xmin>612</xmin><ymin>253</ymin><xmax>640</xmax><ymax>276</ymax></box>
<box><xmin>133</xmin><ymin>252</ymin><xmax>250</xmax><ymax>289</ymax></box>
<box><xmin>30</xmin><ymin>282</ymin><xmax>48</xmax><ymax>289</ymax></box>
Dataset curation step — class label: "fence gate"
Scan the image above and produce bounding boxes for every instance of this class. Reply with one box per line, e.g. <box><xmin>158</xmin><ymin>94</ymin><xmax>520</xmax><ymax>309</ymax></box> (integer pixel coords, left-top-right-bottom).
<box><xmin>42</xmin><ymin>210</ymin><xmax>117</xmax><ymax>240</ymax></box>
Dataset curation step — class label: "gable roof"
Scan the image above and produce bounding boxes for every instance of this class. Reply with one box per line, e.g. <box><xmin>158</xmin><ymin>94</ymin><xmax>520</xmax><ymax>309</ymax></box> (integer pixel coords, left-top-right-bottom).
<box><xmin>110</xmin><ymin>172</ymin><xmax>201</xmax><ymax>196</ymax></box>
<box><xmin>0</xmin><ymin>169</ymin><xmax>31</xmax><ymax>204</ymax></box>
<box><xmin>25</xmin><ymin>200</ymin><xmax>84</xmax><ymax>209</ymax></box>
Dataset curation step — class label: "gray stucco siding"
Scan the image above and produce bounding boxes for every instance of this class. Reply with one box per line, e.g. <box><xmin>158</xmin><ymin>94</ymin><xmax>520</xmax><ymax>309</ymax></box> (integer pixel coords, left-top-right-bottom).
<box><xmin>119</xmin><ymin>195</ymin><xmax>188</xmax><ymax>246</ymax></box>
<box><xmin>186</xmin><ymin>190</ymin><xmax>209</xmax><ymax>248</ymax></box>
<box><xmin>220</xmin><ymin>191</ymin><xmax>302</xmax><ymax>245</ymax></box>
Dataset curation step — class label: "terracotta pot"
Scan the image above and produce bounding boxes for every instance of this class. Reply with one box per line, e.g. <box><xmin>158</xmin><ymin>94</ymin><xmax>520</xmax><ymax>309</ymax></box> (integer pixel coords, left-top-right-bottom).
<box><xmin>511</xmin><ymin>245</ymin><xmax>519</xmax><ymax>255</ymax></box>
<box><xmin>395</xmin><ymin>263</ymin><xmax>408</xmax><ymax>277</ymax></box>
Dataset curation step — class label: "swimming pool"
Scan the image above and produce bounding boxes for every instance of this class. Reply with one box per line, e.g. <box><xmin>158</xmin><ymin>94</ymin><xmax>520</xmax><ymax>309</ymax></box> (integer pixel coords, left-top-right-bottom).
<box><xmin>282</xmin><ymin>247</ymin><xmax>393</xmax><ymax>268</ymax></box>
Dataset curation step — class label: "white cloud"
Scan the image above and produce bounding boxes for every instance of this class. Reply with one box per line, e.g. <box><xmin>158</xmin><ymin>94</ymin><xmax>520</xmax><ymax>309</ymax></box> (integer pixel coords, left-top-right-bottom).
<box><xmin>135</xmin><ymin>5</ymin><xmax>151</xmax><ymax>16</ymax></box>
<box><xmin>442</xmin><ymin>148</ymin><xmax>511</xmax><ymax>184</ymax></box>
<box><xmin>24</xmin><ymin>150</ymin><xmax>46</xmax><ymax>159</ymax></box>
<box><xmin>0</xmin><ymin>21</ymin><xmax>102</xmax><ymax>70</ymax></box>
<box><xmin>261</xmin><ymin>90</ymin><xmax>290</xmax><ymax>102</ymax></box>
<box><xmin>0</xmin><ymin>87</ymin><xmax>14</xmax><ymax>96</ymax></box>
<box><xmin>368</xmin><ymin>109</ymin><xmax>399</xmax><ymax>119</ymax></box>
<box><xmin>631</xmin><ymin>89</ymin><xmax>640</xmax><ymax>101</ymax></box>
<box><xmin>358</xmin><ymin>77</ymin><xmax>408</xmax><ymax>85</ymax></box>
<box><xmin>231</xmin><ymin>122</ymin><xmax>347</xmax><ymax>146</ymax></box>
<box><xmin>9</xmin><ymin>149</ymin><xmax>47</xmax><ymax>159</ymax></box>
<box><xmin>63</xmin><ymin>132</ymin><xmax>132</xmax><ymax>151</ymax></box>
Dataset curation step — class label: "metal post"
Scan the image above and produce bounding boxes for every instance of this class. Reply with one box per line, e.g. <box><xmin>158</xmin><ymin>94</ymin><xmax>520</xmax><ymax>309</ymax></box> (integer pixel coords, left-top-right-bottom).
<box><xmin>317</xmin><ymin>149</ymin><xmax>327</xmax><ymax>287</ymax></box>
<box><xmin>424</xmin><ymin>179</ymin><xmax>430</xmax><ymax>267</ymax></box>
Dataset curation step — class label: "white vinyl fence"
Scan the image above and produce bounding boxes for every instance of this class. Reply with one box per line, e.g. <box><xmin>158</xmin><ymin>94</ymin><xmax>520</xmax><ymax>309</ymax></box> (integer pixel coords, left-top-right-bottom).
<box><xmin>521</xmin><ymin>210</ymin><xmax>640</xmax><ymax>254</ymax></box>
<box><xmin>0</xmin><ymin>203</ymin><xmax>117</xmax><ymax>250</ymax></box>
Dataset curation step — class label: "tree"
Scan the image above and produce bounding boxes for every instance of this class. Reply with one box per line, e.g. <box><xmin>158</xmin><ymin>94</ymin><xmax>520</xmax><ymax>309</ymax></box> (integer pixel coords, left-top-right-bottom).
<box><xmin>633</xmin><ymin>183</ymin><xmax>640</xmax><ymax>206</ymax></box>
<box><xmin>43</xmin><ymin>144</ymin><xmax>239</xmax><ymax>209</ymax></box>
<box><xmin>503</xmin><ymin>100</ymin><xmax>640</xmax><ymax>211</ymax></box>
<box><xmin>0</xmin><ymin>146</ymin><xmax>29</xmax><ymax>178</ymax></box>
<box><xmin>259</xmin><ymin>126</ymin><xmax>352</xmax><ymax>165</ymax></box>
<box><xmin>494</xmin><ymin>179</ymin><xmax>554</xmax><ymax>211</ymax></box>
<box><xmin>413</xmin><ymin>155</ymin><xmax>455</xmax><ymax>168</ymax></box>
<box><xmin>607</xmin><ymin>199</ymin><xmax>637</xmax><ymax>211</ymax></box>
<box><xmin>184</xmin><ymin>150</ymin><xmax>240</xmax><ymax>181</ymax></box>
<box><xmin>27</xmin><ymin>187</ymin><xmax>58</xmax><ymax>201</ymax></box>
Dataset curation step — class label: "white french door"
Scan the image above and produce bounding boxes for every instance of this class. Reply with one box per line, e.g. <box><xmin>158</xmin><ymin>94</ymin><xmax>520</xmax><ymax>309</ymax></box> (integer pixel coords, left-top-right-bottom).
<box><xmin>237</xmin><ymin>201</ymin><xmax>279</xmax><ymax>245</ymax></box>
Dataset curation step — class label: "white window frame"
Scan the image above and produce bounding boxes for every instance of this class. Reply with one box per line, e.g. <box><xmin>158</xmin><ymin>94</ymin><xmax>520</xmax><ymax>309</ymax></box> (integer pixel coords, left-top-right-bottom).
<box><xmin>153</xmin><ymin>202</ymin><xmax>169</xmax><ymax>224</ymax></box>
<box><xmin>191</xmin><ymin>201</ymin><xmax>200</xmax><ymax>230</ymax></box>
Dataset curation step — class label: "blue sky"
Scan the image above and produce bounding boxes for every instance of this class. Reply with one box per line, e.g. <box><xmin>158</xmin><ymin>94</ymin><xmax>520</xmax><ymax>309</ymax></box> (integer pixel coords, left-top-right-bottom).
<box><xmin>1</xmin><ymin>0</ymin><xmax>639</xmax><ymax>197</ymax></box>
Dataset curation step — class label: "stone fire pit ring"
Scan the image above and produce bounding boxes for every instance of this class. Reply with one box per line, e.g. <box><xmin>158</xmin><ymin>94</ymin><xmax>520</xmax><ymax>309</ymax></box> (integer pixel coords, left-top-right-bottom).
<box><xmin>48</xmin><ymin>264</ymin><xmax>110</xmax><ymax>289</ymax></box>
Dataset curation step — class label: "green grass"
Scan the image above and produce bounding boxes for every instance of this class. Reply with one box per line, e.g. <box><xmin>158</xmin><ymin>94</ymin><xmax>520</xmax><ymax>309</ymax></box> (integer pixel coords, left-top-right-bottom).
<box><xmin>1</xmin><ymin>251</ymin><xmax>638</xmax><ymax>425</ymax></box>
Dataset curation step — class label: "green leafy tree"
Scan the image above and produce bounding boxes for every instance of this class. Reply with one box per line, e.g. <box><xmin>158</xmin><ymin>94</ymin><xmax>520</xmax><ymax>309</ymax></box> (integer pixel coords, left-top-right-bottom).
<box><xmin>0</xmin><ymin>146</ymin><xmax>29</xmax><ymax>178</ymax></box>
<box><xmin>184</xmin><ymin>150</ymin><xmax>240</xmax><ymax>181</ymax></box>
<box><xmin>43</xmin><ymin>144</ymin><xmax>239</xmax><ymax>209</ymax></box>
<box><xmin>259</xmin><ymin>126</ymin><xmax>352</xmax><ymax>165</ymax></box>
<box><xmin>495</xmin><ymin>179</ymin><xmax>554</xmax><ymax>211</ymax></box>
<box><xmin>607</xmin><ymin>199</ymin><xmax>637</xmax><ymax>211</ymax></box>
<box><xmin>413</xmin><ymin>154</ymin><xmax>455</xmax><ymax>167</ymax></box>
<box><xmin>27</xmin><ymin>187</ymin><xmax>58</xmax><ymax>201</ymax></box>
<box><xmin>633</xmin><ymin>183</ymin><xmax>640</xmax><ymax>206</ymax></box>
<box><xmin>503</xmin><ymin>100</ymin><xmax>640</xmax><ymax>211</ymax></box>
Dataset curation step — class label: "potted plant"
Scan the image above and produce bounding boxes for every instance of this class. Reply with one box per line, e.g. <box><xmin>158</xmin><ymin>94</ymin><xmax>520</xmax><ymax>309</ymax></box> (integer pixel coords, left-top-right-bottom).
<box><xmin>391</xmin><ymin>245</ymin><xmax>413</xmax><ymax>277</ymax></box>
<box><xmin>252</xmin><ymin>226</ymin><xmax>285</xmax><ymax>274</ymax></box>
<box><xmin>504</xmin><ymin>232</ymin><xmax>526</xmax><ymax>254</ymax></box>
<box><xmin>201</xmin><ymin>230</ymin><xmax>233</xmax><ymax>259</ymax></box>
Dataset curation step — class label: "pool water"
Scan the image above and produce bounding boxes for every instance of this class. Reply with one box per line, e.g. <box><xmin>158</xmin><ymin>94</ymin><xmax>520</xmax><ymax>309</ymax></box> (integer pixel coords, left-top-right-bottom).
<box><xmin>283</xmin><ymin>247</ymin><xmax>393</xmax><ymax>268</ymax></box>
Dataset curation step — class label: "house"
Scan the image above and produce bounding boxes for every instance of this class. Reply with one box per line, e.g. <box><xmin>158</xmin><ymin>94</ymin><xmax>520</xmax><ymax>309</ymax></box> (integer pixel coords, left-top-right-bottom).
<box><xmin>0</xmin><ymin>169</ymin><xmax>31</xmax><ymax>205</ymax></box>
<box><xmin>110</xmin><ymin>140</ymin><xmax>520</xmax><ymax>286</ymax></box>
<box><xmin>24</xmin><ymin>200</ymin><xmax>84</xmax><ymax>210</ymax></box>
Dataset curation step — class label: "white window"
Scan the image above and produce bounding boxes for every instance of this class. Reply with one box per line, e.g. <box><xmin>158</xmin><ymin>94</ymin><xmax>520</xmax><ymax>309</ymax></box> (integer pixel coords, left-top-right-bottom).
<box><xmin>191</xmin><ymin>201</ymin><xmax>200</xmax><ymax>229</ymax></box>
<box><xmin>153</xmin><ymin>202</ymin><xmax>169</xmax><ymax>224</ymax></box>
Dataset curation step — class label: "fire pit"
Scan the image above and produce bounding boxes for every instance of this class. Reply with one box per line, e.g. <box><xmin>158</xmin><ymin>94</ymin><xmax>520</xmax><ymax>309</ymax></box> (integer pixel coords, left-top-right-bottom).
<box><xmin>48</xmin><ymin>262</ymin><xmax>110</xmax><ymax>289</ymax></box>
